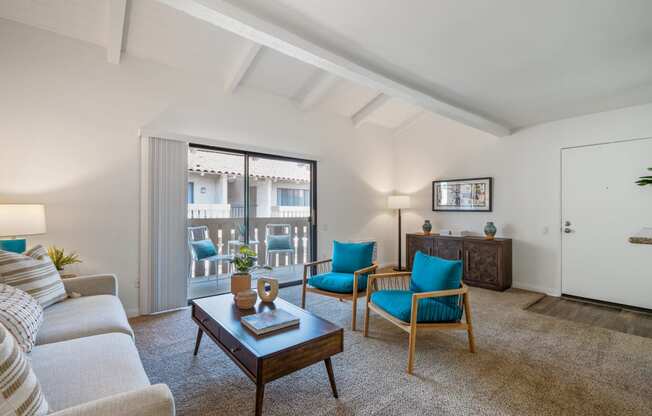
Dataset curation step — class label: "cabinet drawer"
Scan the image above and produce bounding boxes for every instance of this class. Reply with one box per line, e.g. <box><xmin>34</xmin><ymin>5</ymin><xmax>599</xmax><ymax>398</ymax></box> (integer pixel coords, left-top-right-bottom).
<box><xmin>220</xmin><ymin>329</ymin><xmax>257</xmax><ymax>376</ymax></box>
<box><xmin>193</xmin><ymin>306</ymin><xmax>221</xmax><ymax>336</ymax></box>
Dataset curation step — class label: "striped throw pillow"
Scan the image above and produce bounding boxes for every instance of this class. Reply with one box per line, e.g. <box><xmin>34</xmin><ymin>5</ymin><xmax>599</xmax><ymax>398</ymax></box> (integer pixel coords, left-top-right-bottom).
<box><xmin>0</xmin><ymin>323</ymin><xmax>49</xmax><ymax>415</ymax></box>
<box><xmin>0</xmin><ymin>246</ymin><xmax>67</xmax><ymax>308</ymax></box>
<box><xmin>0</xmin><ymin>284</ymin><xmax>43</xmax><ymax>352</ymax></box>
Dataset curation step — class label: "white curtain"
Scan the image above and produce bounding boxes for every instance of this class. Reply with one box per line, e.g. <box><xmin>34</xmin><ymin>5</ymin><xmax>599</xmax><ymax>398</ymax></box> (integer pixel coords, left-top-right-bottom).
<box><xmin>141</xmin><ymin>137</ymin><xmax>189</xmax><ymax>314</ymax></box>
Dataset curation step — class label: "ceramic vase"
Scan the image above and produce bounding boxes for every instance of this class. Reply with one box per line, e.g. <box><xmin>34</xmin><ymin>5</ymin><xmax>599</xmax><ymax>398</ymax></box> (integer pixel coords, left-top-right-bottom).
<box><xmin>230</xmin><ymin>272</ymin><xmax>251</xmax><ymax>295</ymax></box>
<box><xmin>422</xmin><ymin>220</ymin><xmax>432</xmax><ymax>234</ymax></box>
<box><xmin>484</xmin><ymin>221</ymin><xmax>497</xmax><ymax>240</ymax></box>
<box><xmin>235</xmin><ymin>289</ymin><xmax>257</xmax><ymax>309</ymax></box>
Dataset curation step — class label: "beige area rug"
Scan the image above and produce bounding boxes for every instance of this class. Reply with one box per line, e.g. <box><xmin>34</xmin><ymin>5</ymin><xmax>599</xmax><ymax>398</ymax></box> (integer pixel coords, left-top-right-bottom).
<box><xmin>130</xmin><ymin>286</ymin><xmax>652</xmax><ymax>415</ymax></box>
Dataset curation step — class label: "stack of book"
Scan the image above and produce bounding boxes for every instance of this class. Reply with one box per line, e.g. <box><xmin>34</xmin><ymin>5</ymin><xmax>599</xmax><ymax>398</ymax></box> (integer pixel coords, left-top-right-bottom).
<box><xmin>241</xmin><ymin>309</ymin><xmax>300</xmax><ymax>335</ymax></box>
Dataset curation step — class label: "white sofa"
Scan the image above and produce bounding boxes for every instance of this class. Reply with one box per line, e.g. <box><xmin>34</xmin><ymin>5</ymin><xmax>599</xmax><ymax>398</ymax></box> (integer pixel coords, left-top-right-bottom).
<box><xmin>27</xmin><ymin>274</ymin><xmax>175</xmax><ymax>416</ymax></box>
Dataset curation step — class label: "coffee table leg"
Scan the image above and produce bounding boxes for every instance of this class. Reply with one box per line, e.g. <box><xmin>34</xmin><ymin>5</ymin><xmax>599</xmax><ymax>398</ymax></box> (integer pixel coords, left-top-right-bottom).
<box><xmin>255</xmin><ymin>382</ymin><xmax>265</xmax><ymax>416</ymax></box>
<box><xmin>193</xmin><ymin>328</ymin><xmax>203</xmax><ymax>356</ymax></box>
<box><xmin>324</xmin><ymin>358</ymin><xmax>338</xmax><ymax>398</ymax></box>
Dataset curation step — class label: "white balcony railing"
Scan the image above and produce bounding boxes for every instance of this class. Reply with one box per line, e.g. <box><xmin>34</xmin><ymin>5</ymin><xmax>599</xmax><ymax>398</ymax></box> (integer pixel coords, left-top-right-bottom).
<box><xmin>188</xmin><ymin>203</ymin><xmax>231</xmax><ymax>219</ymax></box>
<box><xmin>271</xmin><ymin>206</ymin><xmax>310</xmax><ymax>218</ymax></box>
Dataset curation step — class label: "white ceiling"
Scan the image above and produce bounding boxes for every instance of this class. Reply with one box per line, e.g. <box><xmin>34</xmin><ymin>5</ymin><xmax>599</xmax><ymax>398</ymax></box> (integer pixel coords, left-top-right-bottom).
<box><xmin>234</xmin><ymin>0</ymin><xmax>652</xmax><ymax>129</ymax></box>
<box><xmin>2</xmin><ymin>0</ymin><xmax>651</xmax><ymax>133</ymax></box>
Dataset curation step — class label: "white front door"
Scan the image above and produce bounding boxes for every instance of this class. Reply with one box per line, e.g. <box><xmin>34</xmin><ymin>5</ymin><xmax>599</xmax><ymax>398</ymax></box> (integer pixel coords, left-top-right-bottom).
<box><xmin>561</xmin><ymin>138</ymin><xmax>652</xmax><ymax>309</ymax></box>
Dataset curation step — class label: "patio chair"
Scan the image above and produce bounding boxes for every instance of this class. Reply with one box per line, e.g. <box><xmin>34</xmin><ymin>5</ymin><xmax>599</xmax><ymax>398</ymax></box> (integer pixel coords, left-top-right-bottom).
<box><xmin>188</xmin><ymin>226</ymin><xmax>233</xmax><ymax>279</ymax></box>
<box><xmin>302</xmin><ymin>241</ymin><xmax>377</xmax><ymax>331</ymax></box>
<box><xmin>364</xmin><ymin>251</ymin><xmax>475</xmax><ymax>374</ymax></box>
<box><xmin>264</xmin><ymin>224</ymin><xmax>295</xmax><ymax>268</ymax></box>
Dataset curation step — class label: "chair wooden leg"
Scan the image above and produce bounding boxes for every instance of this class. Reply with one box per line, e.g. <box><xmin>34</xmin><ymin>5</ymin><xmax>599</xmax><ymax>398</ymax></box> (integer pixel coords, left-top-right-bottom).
<box><xmin>407</xmin><ymin>296</ymin><xmax>418</xmax><ymax>374</ymax></box>
<box><xmin>463</xmin><ymin>292</ymin><xmax>476</xmax><ymax>353</ymax></box>
<box><xmin>351</xmin><ymin>296</ymin><xmax>357</xmax><ymax>331</ymax></box>
<box><xmin>363</xmin><ymin>300</ymin><xmax>370</xmax><ymax>337</ymax></box>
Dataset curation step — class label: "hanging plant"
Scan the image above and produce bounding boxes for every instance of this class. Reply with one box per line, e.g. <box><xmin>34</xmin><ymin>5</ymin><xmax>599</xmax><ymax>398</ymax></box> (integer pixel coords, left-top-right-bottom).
<box><xmin>636</xmin><ymin>167</ymin><xmax>652</xmax><ymax>187</ymax></box>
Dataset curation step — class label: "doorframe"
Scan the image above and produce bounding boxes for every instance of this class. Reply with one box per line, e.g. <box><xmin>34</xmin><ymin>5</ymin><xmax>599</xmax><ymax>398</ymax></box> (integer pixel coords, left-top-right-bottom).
<box><xmin>188</xmin><ymin>142</ymin><xmax>318</xmax><ymax>279</ymax></box>
<box><xmin>559</xmin><ymin>135</ymin><xmax>652</xmax><ymax>298</ymax></box>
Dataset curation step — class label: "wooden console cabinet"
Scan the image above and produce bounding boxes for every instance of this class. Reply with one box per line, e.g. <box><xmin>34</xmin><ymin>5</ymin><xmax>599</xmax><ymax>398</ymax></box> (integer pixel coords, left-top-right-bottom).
<box><xmin>406</xmin><ymin>233</ymin><xmax>512</xmax><ymax>291</ymax></box>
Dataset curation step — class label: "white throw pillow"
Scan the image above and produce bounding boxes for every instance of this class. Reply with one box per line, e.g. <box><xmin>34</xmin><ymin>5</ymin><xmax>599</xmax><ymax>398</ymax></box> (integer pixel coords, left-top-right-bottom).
<box><xmin>0</xmin><ymin>284</ymin><xmax>44</xmax><ymax>352</ymax></box>
<box><xmin>0</xmin><ymin>245</ymin><xmax>67</xmax><ymax>308</ymax></box>
<box><xmin>0</xmin><ymin>323</ymin><xmax>49</xmax><ymax>415</ymax></box>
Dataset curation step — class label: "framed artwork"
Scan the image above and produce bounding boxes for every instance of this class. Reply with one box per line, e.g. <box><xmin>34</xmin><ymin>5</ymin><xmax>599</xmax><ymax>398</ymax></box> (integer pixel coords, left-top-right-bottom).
<box><xmin>432</xmin><ymin>177</ymin><xmax>493</xmax><ymax>212</ymax></box>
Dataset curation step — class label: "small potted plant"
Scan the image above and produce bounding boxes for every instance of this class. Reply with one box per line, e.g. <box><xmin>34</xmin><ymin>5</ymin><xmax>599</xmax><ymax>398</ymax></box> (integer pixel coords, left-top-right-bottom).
<box><xmin>636</xmin><ymin>167</ymin><xmax>652</xmax><ymax>187</ymax></box>
<box><xmin>47</xmin><ymin>246</ymin><xmax>82</xmax><ymax>277</ymax></box>
<box><xmin>230</xmin><ymin>245</ymin><xmax>271</xmax><ymax>295</ymax></box>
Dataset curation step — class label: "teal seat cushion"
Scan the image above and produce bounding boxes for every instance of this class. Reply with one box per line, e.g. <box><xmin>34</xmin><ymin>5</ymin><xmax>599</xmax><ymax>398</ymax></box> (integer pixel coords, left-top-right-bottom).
<box><xmin>331</xmin><ymin>241</ymin><xmax>374</xmax><ymax>273</ymax></box>
<box><xmin>410</xmin><ymin>251</ymin><xmax>462</xmax><ymax>293</ymax></box>
<box><xmin>267</xmin><ymin>234</ymin><xmax>292</xmax><ymax>251</ymax></box>
<box><xmin>191</xmin><ymin>240</ymin><xmax>217</xmax><ymax>260</ymax></box>
<box><xmin>308</xmin><ymin>272</ymin><xmax>368</xmax><ymax>293</ymax></box>
<box><xmin>370</xmin><ymin>290</ymin><xmax>463</xmax><ymax>323</ymax></box>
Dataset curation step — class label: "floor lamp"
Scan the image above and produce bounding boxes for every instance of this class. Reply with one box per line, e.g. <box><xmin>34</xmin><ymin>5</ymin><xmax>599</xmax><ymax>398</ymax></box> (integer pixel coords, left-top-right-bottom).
<box><xmin>388</xmin><ymin>195</ymin><xmax>410</xmax><ymax>271</ymax></box>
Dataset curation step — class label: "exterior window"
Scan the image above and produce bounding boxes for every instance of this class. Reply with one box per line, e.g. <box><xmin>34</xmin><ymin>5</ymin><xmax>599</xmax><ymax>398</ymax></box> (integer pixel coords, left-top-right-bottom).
<box><xmin>188</xmin><ymin>182</ymin><xmax>195</xmax><ymax>204</ymax></box>
<box><xmin>277</xmin><ymin>188</ymin><xmax>310</xmax><ymax>206</ymax></box>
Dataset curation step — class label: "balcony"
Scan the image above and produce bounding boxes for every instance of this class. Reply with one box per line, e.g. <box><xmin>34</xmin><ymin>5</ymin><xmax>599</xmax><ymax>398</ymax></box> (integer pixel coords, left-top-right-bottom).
<box><xmin>188</xmin><ymin>214</ymin><xmax>311</xmax><ymax>299</ymax></box>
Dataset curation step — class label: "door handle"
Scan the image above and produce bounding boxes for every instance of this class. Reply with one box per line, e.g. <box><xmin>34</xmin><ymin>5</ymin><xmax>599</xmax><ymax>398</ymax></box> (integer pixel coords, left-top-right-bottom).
<box><xmin>564</xmin><ymin>228</ymin><xmax>573</xmax><ymax>234</ymax></box>
<box><xmin>464</xmin><ymin>251</ymin><xmax>470</xmax><ymax>273</ymax></box>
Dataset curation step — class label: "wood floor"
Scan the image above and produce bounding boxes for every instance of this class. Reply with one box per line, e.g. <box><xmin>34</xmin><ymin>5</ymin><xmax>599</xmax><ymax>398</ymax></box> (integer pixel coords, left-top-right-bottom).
<box><xmin>527</xmin><ymin>295</ymin><xmax>652</xmax><ymax>338</ymax></box>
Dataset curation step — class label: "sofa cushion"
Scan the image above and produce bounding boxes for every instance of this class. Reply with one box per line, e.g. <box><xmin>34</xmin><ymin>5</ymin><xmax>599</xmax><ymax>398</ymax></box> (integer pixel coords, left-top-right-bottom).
<box><xmin>410</xmin><ymin>251</ymin><xmax>463</xmax><ymax>295</ymax></box>
<box><xmin>29</xmin><ymin>332</ymin><xmax>150</xmax><ymax>412</ymax></box>
<box><xmin>267</xmin><ymin>234</ymin><xmax>292</xmax><ymax>251</ymax></box>
<box><xmin>191</xmin><ymin>239</ymin><xmax>217</xmax><ymax>260</ymax></box>
<box><xmin>0</xmin><ymin>323</ymin><xmax>49</xmax><ymax>415</ymax></box>
<box><xmin>0</xmin><ymin>245</ymin><xmax>67</xmax><ymax>308</ymax></box>
<box><xmin>370</xmin><ymin>290</ymin><xmax>463</xmax><ymax>323</ymax></box>
<box><xmin>331</xmin><ymin>241</ymin><xmax>374</xmax><ymax>274</ymax></box>
<box><xmin>36</xmin><ymin>295</ymin><xmax>133</xmax><ymax>345</ymax></box>
<box><xmin>0</xmin><ymin>283</ymin><xmax>43</xmax><ymax>352</ymax></box>
<box><xmin>308</xmin><ymin>272</ymin><xmax>367</xmax><ymax>293</ymax></box>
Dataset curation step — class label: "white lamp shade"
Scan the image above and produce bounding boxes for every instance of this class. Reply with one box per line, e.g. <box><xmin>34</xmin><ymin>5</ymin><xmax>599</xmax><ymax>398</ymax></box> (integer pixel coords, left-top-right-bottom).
<box><xmin>387</xmin><ymin>195</ymin><xmax>411</xmax><ymax>209</ymax></box>
<box><xmin>0</xmin><ymin>204</ymin><xmax>47</xmax><ymax>237</ymax></box>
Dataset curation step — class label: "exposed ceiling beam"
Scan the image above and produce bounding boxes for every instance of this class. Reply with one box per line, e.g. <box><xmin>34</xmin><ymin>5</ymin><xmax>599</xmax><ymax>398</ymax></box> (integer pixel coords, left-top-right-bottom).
<box><xmin>298</xmin><ymin>72</ymin><xmax>339</xmax><ymax>110</ymax></box>
<box><xmin>352</xmin><ymin>93</ymin><xmax>390</xmax><ymax>128</ymax></box>
<box><xmin>107</xmin><ymin>0</ymin><xmax>128</xmax><ymax>64</ymax></box>
<box><xmin>157</xmin><ymin>0</ymin><xmax>511</xmax><ymax>136</ymax></box>
<box><xmin>224</xmin><ymin>40</ymin><xmax>262</xmax><ymax>93</ymax></box>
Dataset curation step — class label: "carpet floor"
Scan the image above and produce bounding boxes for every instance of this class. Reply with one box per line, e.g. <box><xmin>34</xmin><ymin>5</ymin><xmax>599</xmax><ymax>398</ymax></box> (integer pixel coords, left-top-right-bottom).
<box><xmin>130</xmin><ymin>286</ymin><xmax>652</xmax><ymax>415</ymax></box>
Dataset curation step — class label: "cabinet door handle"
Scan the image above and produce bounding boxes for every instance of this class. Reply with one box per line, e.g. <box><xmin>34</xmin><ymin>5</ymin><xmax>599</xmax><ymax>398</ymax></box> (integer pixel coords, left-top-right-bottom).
<box><xmin>465</xmin><ymin>251</ymin><xmax>470</xmax><ymax>272</ymax></box>
<box><xmin>457</xmin><ymin>249</ymin><xmax>462</xmax><ymax>260</ymax></box>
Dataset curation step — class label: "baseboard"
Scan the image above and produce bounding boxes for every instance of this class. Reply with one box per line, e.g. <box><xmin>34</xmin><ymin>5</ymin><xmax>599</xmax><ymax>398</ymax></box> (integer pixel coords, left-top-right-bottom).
<box><xmin>512</xmin><ymin>281</ymin><xmax>560</xmax><ymax>297</ymax></box>
<box><xmin>126</xmin><ymin>308</ymin><xmax>141</xmax><ymax>318</ymax></box>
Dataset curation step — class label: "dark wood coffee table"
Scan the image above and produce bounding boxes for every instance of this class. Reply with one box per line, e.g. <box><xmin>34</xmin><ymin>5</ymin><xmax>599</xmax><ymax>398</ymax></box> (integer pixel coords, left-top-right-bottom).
<box><xmin>192</xmin><ymin>295</ymin><xmax>343</xmax><ymax>416</ymax></box>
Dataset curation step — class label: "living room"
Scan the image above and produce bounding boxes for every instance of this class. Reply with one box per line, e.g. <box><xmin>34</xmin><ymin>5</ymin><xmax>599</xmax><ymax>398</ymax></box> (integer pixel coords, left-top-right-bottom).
<box><xmin>0</xmin><ymin>1</ymin><xmax>651</xmax><ymax>415</ymax></box>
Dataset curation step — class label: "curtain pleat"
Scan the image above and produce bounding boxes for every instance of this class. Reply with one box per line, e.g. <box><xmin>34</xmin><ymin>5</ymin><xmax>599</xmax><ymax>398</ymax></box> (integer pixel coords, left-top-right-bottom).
<box><xmin>148</xmin><ymin>137</ymin><xmax>188</xmax><ymax>313</ymax></box>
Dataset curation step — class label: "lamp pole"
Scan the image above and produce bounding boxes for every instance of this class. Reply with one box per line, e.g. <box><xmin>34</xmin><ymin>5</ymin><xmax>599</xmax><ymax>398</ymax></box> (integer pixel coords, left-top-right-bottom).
<box><xmin>394</xmin><ymin>208</ymin><xmax>403</xmax><ymax>271</ymax></box>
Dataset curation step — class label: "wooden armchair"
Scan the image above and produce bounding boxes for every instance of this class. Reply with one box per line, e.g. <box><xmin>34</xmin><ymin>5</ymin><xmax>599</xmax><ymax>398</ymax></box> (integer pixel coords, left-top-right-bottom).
<box><xmin>302</xmin><ymin>259</ymin><xmax>378</xmax><ymax>331</ymax></box>
<box><xmin>364</xmin><ymin>272</ymin><xmax>475</xmax><ymax>374</ymax></box>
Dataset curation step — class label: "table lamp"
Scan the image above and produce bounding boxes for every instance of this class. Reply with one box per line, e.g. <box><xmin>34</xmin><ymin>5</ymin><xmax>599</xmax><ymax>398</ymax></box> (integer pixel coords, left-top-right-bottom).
<box><xmin>388</xmin><ymin>195</ymin><xmax>410</xmax><ymax>271</ymax></box>
<box><xmin>0</xmin><ymin>204</ymin><xmax>47</xmax><ymax>253</ymax></box>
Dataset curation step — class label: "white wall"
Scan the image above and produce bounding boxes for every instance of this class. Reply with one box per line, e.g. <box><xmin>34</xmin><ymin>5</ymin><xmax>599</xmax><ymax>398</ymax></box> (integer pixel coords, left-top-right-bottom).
<box><xmin>0</xmin><ymin>20</ymin><xmax>396</xmax><ymax>315</ymax></box>
<box><xmin>394</xmin><ymin>104</ymin><xmax>652</xmax><ymax>295</ymax></box>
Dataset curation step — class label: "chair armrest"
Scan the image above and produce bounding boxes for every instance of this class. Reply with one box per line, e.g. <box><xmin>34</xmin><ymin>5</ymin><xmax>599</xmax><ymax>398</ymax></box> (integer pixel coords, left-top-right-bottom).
<box><xmin>49</xmin><ymin>384</ymin><xmax>174</xmax><ymax>416</ymax></box>
<box><xmin>353</xmin><ymin>264</ymin><xmax>378</xmax><ymax>276</ymax></box>
<box><xmin>62</xmin><ymin>274</ymin><xmax>118</xmax><ymax>296</ymax></box>
<box><xmin>412</xmin><ymin>283</ymin><xmax>469</xmax><ymax>300</ymax></box>
<box><xmin>303</xmin><ymin>259</ymin><xmax>333</xmax><ymax>268</ymax></box>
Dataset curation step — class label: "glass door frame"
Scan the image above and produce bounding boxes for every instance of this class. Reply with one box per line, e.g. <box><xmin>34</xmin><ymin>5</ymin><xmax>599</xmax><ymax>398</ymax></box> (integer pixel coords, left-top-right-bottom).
<box><xmin>189</xmin><ymin>142</ymin><xmax>318</xmax><ymax>287</ymax></box>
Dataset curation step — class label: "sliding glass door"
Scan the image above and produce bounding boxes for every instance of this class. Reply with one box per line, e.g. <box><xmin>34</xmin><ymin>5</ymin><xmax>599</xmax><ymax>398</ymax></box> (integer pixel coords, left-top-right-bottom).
<box><xmin>187</xmin><ymin>144</ymin><xmax>316</xmax><ymax>300</ymax></box>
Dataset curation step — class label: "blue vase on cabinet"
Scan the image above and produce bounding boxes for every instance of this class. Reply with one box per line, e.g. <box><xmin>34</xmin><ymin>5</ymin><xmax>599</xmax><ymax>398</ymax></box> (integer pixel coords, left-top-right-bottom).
<box><xmin>484</xmin><ymin>222</ymin><xmax>497</xmax><ymax>240</ymax></box>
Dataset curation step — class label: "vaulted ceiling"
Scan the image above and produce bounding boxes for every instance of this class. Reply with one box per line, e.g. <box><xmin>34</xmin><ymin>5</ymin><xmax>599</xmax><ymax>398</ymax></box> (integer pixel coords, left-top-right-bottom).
<box><xmin>2</xmin><ymin>0</ymin><xmax>652</xmax><ymax>135</ymax></box>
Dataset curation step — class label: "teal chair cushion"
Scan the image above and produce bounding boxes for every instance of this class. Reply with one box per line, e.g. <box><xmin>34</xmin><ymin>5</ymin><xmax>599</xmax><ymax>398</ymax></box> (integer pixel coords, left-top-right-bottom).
<box><xmin>191</xmin><ymin>240</ymin><xmax>217</xmax><ymax>260</ymax></box>
<box><xmin>410</xmin><ymin>251</ymin><xmax>463</xmax><ymax>293</ymax></box>
<box><xmin>331</xmin><ymin>241</ymin><xmax>374</xmax><ymax>274</ymax></box>
<box><xmin>370</xmin><ymin>290</ymin><xmax>463</xmax><ymax>323</ymax></box>
<box><xmin>308</xmin><ymin>272</ymin><xmax>368</xmax><ymax>293</ymax></box>
<box><xmin>267</xmin><ymin>234</ymin><xmax>292</xmax><ymax>251</ymax></box>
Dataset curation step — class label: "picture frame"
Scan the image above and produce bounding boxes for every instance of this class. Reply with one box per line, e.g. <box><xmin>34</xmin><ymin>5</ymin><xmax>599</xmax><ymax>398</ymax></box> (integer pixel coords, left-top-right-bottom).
<box><xmin>432</xmin><ymin>177</ymin><xmax>493</xmax><ymax>212</ymax></box>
